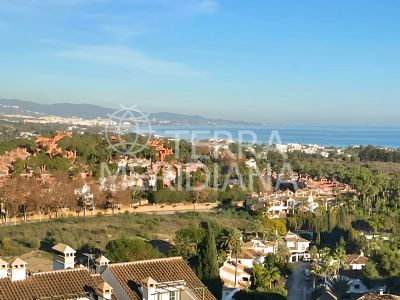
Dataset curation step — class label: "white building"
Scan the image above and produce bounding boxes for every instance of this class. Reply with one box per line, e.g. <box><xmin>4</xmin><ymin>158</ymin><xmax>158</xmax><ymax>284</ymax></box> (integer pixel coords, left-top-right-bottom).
<box><xmin>10</xmin><ymin>257</ymin><xmax>27</xmax><ymax>282</ymax></box>
<box><xmin>283</xmin><ymin>231</ymin><xmax>311</xmax><ymax>262</ymax></box>
<box><xmin>344</xmin><ymin>252</ymin><xmax>368</xmax><ymax>270</ymax></box>
<box><xmin>0</xmin><ymin>253</ymin><xmax>215</xmax><ymax>300</ymax></box>
<box><xmin>339</xmin><ymin>272</ymin><xmax>386</xmax><ymax>295</ymax></box>
<box><xmin>0</xmin><ymin>258</ymin><xmax>8</xmax><ymax>279</ymax></box>
<box><xmin>52</xmin><ymin>243</ymin><xmax>76</xmax><ymax>270</ymax></box>
<box><xmin>219</xmin><ymin>261</ymin><xmax>251</xmax><ymax>289</ymax></box>
<box><xmin>101</xmin><ymin>257</ymin><xmax>216</xmax><ymax>300</ymax></box>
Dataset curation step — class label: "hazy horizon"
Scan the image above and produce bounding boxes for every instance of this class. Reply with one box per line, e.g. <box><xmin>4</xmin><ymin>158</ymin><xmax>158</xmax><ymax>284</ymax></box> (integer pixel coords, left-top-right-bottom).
<box><xmin>0</xmin><ymin>1</ymin><xmax>399</xmax><ymax>126</ymax></box>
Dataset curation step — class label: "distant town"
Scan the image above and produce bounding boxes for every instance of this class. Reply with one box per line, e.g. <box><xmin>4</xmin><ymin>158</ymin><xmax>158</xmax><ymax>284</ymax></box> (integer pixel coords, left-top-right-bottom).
<box><xmin>0</xmin><ymin>114</ymin><xmax>400</xmax><ymax>300</ymax></box>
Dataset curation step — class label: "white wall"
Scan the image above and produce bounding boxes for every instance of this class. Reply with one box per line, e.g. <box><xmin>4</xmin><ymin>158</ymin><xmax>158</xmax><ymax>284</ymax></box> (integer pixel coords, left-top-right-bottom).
<box><xmin>348</xmin><ymin>278</ymin><xmax>385</xmax><ymax>294</ymax></box>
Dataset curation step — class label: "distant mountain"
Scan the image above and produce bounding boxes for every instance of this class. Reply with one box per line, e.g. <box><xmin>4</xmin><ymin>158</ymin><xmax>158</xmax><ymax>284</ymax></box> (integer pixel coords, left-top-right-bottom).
<box><xmin>0</xmin><ymin>99</ymin><xmax>111</xmax><ymax>119</ymax></box>
<box><xmin>0</xmin><ymin>99</ymin><xmax>258</xmax><ymax>125</ymax></box>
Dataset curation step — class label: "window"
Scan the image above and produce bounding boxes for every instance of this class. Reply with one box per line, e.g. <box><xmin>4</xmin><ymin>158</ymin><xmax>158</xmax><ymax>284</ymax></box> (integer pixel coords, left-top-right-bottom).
<box><xmin>354</xmin><ymin>284</ymin><xmax>360</xmax><ymax>290</ymax></box>
<box><xmin>169</xmin><ymin>292</ymin><xmax>176</xmax><ymax>300</ymax></box>
<box><xmin>169</xmin><ymin>291</ymin><xmax>180</xmax><ymax>300</ymax></box>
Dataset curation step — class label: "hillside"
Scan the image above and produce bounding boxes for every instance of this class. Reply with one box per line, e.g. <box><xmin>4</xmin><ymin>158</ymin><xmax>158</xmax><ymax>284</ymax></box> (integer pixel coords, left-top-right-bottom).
<box><xmin>0</xmin><ymin>99</ymin><xmax>257</xmax><ymax>125</ymax></box>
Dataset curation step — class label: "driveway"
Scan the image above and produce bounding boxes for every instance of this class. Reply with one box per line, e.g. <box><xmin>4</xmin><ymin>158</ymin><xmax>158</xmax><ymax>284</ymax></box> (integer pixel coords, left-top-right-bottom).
<box><xmin>287</xmin><ymin>262</ymin><xmax>311</xmax><ymax>300</ymax></box>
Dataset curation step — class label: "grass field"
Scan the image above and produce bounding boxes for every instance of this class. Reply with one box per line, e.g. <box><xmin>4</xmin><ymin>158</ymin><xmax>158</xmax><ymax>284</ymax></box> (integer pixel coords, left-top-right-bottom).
<box><xmin>0</xmin><ymin>209</ymin><xmax>252</xmax><ymax>257</ymax></box>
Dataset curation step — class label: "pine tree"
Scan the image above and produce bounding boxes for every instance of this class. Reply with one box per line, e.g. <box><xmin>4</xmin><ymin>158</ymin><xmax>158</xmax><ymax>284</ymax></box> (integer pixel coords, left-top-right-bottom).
<box><xmin>197</xmin><ymin>224</ymin><xmax>222</xmax><ymax>299</ymax></box>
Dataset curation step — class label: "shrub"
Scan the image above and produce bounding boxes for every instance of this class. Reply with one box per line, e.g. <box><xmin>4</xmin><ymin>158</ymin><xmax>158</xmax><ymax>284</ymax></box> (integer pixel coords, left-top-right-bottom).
<box><xmin>105</xmin><ymin>237</ymin><xmax>162</xmax><ymax>263</ymax></box>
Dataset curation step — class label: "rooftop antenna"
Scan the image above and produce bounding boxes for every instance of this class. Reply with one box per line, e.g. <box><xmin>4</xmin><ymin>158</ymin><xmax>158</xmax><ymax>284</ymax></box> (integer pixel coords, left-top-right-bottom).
<box><xmin>82</xmin><ymin>253</ymin><xmax>96</xmax><ymax>271</ymax></box>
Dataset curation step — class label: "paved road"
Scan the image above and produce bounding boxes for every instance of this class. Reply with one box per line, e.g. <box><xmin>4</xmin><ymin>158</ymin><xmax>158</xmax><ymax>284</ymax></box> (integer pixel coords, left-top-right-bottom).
<box><xmin>287</xmin><ymin>262</ymin><xmax>311</xmax><ymax>300</ymax></box>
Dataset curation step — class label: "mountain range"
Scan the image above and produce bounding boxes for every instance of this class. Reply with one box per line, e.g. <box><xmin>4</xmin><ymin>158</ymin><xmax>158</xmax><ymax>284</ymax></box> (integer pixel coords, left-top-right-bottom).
<box><xmin>0</xmin><ymin>99</ymin><xmax>258</xmax><ymax>125</ymax></box>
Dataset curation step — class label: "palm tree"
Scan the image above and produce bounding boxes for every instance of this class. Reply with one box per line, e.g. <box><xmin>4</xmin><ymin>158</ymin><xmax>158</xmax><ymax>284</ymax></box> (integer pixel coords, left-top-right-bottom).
<box><xmin>310</xmin><ymin>262</ymin><xmax>323</xmax><ymax>291</ymax></box>
<box><xmin>333</xmin><ymin>247</ymin><xmax>346</xmax><ymax>274</ymax></box>
<box><xmin>222</xmin><ymin>229</ymin><xmax>242</xmax><ymax>286</ymax></box>
<box><xmin>327</xmin><ymin>276</ymin><xmax>351</xmax><ymax>300</ymax></box>
<box><xmin>253</xmin><ymin>264</ymin><xmax>281</xmax><ymax>290</ymax></box>
<box><xmin>251</xmin><ymin>219</ymin><xmax>264</xmax><ymax>237</ymax></box>
<box><xmin>264</xmin><ymin>266</ymin><xmax>281</xmax><ymax>290</ymax></box>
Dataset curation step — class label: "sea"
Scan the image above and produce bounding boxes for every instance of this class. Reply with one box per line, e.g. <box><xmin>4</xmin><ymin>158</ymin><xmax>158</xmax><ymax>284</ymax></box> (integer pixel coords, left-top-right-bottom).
<box><xmin>144</xmin><ymin>126</ymin><xmax>400</xmax><ymax>148</ymax></box>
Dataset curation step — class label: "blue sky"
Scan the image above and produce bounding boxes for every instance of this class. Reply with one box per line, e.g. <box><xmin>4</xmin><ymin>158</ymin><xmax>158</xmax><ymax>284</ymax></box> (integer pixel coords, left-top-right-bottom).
<box><xmin>0</xmin><ymin>0</ymin><xmax>399</xmax><ymax>126</ymax></box>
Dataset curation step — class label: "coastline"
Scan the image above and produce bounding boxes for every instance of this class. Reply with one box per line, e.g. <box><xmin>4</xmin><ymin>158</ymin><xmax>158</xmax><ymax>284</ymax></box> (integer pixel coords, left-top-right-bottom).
<box><xmin>137</xmin><ymin>125</ymin><xmax>400</xmax><ymax>148</ymax></box>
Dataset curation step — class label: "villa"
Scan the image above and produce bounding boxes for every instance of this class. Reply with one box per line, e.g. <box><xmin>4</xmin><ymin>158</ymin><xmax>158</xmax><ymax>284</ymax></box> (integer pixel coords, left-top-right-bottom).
<box><xmin>0</xmin><ymin>243</ymin><xmax>216</xmax><ymax>300</ymax></box>
<box><xmin>219</xmin><ymin>261</ymin><xmax>251</xmax><ymax>289</ymax></box>
<box><xmin>345</xmin><ymin>252</ymin><xmax>369</xmax><ymax>270</ymax></box>
<box><xmin>282</xmin><ymin>231</ymin><xmax>311</xmax><ymax>262</ymax></box>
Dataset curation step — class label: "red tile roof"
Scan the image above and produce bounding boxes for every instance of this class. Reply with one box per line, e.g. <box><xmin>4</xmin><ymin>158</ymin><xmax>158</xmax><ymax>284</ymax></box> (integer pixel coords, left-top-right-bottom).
<box><xmin>0</xmin><ymin>268</ymin><xmax>107</xmax><ymax>300</ymax></box>
<box><xmin>345</xmin><ymin>254</ymin><xmax>369</xmax><ymax>265</ymax></box>
<box><xmin>107</xmin><ymin>257</ymin><xmax>216</xmax><ymax>300</ymax></box>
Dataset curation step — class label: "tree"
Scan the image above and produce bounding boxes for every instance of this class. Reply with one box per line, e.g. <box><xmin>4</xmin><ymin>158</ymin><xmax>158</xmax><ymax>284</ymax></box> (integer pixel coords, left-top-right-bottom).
<box><xmin>251</xmin><ymin>219</ymin><xmax>264</xmax><ymax>237</ymax></box>
<box><xmin>310</xmin><ymin>262</ymin><xmax>324</xmax><ymax>290</ymax></box>
<box><xmin>197</xmin><ymin>225</ymin><xmax>222</xmax><ymax>300</ymax></box>
<box><xmin>222</xmin><ymin>229</ymin><xmax>242</xmax><ymax>286</ymax></box>
<box><xmin>170</xmin><ymin>227</ymin><xmax>205</xmax><ymax>259</ymax></box>
<box><xmin>12</xmin><ymin>158</ymin><xmax>25</xmax><ymax>177</ymax></box>
<box><xmin>253</xmin><ymin>263</ymin><xmax>281</xmax><ymax>290</ymax></box>
<box><xmin>310</xmin><ymin>246</ymin><xmax>319</xmax><ymax>260</ymax></box>
<box><xmin>333</xmin><ymin>246</ymin><xmax>346</xmax><ymax>274</ymax></box>
<box><xmin>105</xmin><ymin>238</ymin><xmax>161</xmax><ymax>262</ymax></box>
<box><xmin>364</xmin><ymin>261</ymin><xmax>380</xmax><ymax>279</ymax></box>
<box><xmin>327</xmin><ymin>276</ymin><xmax>351</xmax><ymax>300</ymax></box>
<box><xmin>274</xmin><ymin>240</ymin><xmax>290</xmax><ymax>263</ymax></box>
<box><xmin>316</xmin><ymin>232</ymin><xmax>321</xmax><ymax>247</ymax></box>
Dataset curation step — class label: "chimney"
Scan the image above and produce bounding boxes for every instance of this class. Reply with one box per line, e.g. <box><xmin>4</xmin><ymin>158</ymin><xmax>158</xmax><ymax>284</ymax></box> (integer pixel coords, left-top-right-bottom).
<box><xmin>10</xmin><ymin>257</ymin><xmax>27</xmax><ymax>282</ymax></box>
<box><xmin>141</xmin><ymin>277</ymin><xmax>157</xmax><ymax>300</ymax></box>
<box><xmin>0</xmin><ymin>258</ymin><xmax>9</xmax><ymax>279</ymax></box>
<box><xmin>97</xmin><ymin>281</ymin><xmax>113</xmax><ymax>300</ymax></box>
<box><xmin>52</xmin><ymin>243</ymin><xmax>76</xmax><ymax>270</ymax></box>
<box><xmin>95</xmin><ymin>255</ymin><xmax>110</xmax><ymax>274</ymax></box>
<box><xmin>379</xmin><ymin>289</ymin><xmax>384</xmax><ymax>295</ymax></box>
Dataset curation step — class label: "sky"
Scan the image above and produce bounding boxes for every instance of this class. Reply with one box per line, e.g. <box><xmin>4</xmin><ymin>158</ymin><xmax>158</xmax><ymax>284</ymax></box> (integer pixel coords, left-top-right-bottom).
<box><xmin>0</xmin><ymin>0</ymin><xmax>399</xmax><ymax>126</ymax></box>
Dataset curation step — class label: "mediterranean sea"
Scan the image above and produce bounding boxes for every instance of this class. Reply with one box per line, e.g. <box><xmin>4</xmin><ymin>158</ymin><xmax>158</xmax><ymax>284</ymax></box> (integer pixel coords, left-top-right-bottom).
<box><xmin>147</xmin><ymin>126</ymin><xmax>400</xmax><ymax>148</ymax></box>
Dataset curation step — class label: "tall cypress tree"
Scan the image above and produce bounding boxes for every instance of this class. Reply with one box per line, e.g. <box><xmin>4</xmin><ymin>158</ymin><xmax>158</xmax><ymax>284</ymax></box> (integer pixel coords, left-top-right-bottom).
<box><xmin>197</xmin><ymin>224</ymin><xmax>222</xmax><ymax>300</ymax></box>
<box><xmin>316</xmin><ymin>232</ymin><xmax>321</xmax><ymax>247</ymax></box>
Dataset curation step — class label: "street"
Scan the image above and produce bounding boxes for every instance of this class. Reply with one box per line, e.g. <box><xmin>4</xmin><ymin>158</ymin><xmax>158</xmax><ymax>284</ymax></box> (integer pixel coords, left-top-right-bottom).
<box><xmin>287</xmin><ymin>262</ymin><xmax>311</xmax><ymax>300</ymax></box>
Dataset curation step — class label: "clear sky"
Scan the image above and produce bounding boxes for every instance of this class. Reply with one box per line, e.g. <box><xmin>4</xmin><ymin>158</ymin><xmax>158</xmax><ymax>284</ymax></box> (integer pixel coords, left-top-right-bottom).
<box><xmin>0</xmin><ymin>0</ymin><xmax>399</xmax><ymax>126</ymax></box>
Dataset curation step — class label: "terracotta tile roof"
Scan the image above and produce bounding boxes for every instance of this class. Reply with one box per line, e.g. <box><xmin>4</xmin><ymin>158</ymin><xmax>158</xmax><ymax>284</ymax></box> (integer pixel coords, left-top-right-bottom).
<box><xmin>107</xmin><ymin>257</ymin><xmax>216</xmax><ymax>300</ymax></box>
<box><xmin>345</xmin><ymin>254</ymin><xmax>368</xmax><ymax>265</ymax></box>
<box><xmin>0</xmin><ymin>258</ymin><xmax>9</xmax><ymax>267</ymax></box>
<box><xmin>265</xmin><ymin>242</ymin><xmax>275</xmax><ymax>247</ymax></box>
<box><xmin>95</xmin><ymin>255</ymin><xmax>110</xmax><ymax>264</ymax></box>
<box><xmin>241</xmin><ymin>241</ymin><xmax>257</xmax><ymax>248</ymax></box>
<box><xmin>238</xmin><ymin>249</ymin><xmax>265</xmax><ymax>259</ymax></box>
<box><xmin>52</xmin><ymin>243</ymin><xmax>76</xmax><ymax>254</ymax></box>
<box><xmin>0</xmin><ymin>268</ymin><xmax>107</xmax><ymax>300</ymax></box>
<box><xmin>345</xmin><ymin>254</ymin><xmax>359</xmax><ymax>264</ymax></box>
<box><xmin>11</xmin><ymin>257</ymin><xmax>27</xmax><ymax>267</ymax></box>
<box><xmin>297</xmin><ymin>237</ymin><xmax>311</xmax><ymax>243</ymax></box>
